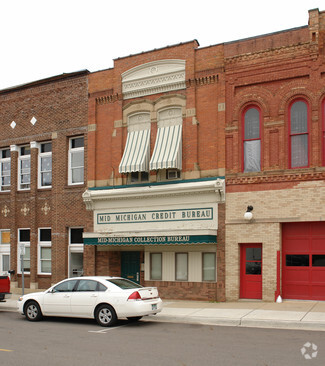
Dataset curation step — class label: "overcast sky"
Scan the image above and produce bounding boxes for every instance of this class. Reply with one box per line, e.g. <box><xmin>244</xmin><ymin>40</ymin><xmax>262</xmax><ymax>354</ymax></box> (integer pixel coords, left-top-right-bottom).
<box><xmin>0</xmin><ymin>0</ymin><xmax>323</xmax><ymax>91</ymax></box>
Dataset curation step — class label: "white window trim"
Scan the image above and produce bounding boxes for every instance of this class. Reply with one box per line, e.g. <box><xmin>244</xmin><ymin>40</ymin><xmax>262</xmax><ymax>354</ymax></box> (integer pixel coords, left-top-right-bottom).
<box><xmin>0</xmin><ymin>149</ymin><xmax>10</xmax><ymax>192</ymax></box>
<box><xmin>69</xmin><ymin>227</ymin><xmax>84</xmax><ymax>277</ymax></box>
<box><xmin>17</xmin><ymin>228</ymin><xmax>30</xmax><ymax>274</ymax></box>
<box><xmin>18</xmin><ymin>146</ymin><xmax>31</xmax><ymax>191</ymax></box>
<box><xmin>38</xmin><ymin>142</ymin><xmax>52</xmax><ymax>189</ymax></box>
<box><xmin>68</xmin><ymin>137</ymin><xmax>84</xmax><ymax>185</ymax></box>
<box><xmin>38</xmin><ymin>228</ymin><xmax>51</xmax><ymax>275</ymax></box>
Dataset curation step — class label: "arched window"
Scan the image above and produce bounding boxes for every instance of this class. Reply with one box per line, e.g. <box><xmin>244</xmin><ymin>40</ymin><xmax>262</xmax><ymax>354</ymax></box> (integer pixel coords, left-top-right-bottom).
<box><xmin>243</xmin><ymin>107</ymin><xmax>261</xmax><ymax>172</ymax></box>
<box><xmin>289</xmin><ymin>100</ymin><xmax>309</xmax><ymax>168</ymax></box>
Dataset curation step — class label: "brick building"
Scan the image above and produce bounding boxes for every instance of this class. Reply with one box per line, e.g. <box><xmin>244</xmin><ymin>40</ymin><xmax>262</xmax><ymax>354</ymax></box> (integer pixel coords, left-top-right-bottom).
<box><xmin>225</xmin><ymin>8</ymin><xmax>325</xmax><ymax>301</ymax></box>
<box><xmin>82</xmin><ymin>40</ymin><xmax>226</xmax><ymax>301</ymax></box>
<box><xmin>2</xmin><ymin>7</ymin><xmax>324</xmax><ymax>303</ymax></box>
<box><xmin>0</xmin><ymin>71</ymin><xmax>91</xmax><ymax>292</ymax></box>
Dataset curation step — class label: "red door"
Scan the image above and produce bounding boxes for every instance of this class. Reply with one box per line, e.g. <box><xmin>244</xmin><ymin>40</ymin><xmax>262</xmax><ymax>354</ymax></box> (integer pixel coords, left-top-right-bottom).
<box><xmin>240</xmin><ymin>244</ymin><xmax>262</xmax><ymax>299</ymax></box>
<box><xmin>282</xmin><ymin>222</ymin><xmax>325</xmax><ymax>300</ymax></box>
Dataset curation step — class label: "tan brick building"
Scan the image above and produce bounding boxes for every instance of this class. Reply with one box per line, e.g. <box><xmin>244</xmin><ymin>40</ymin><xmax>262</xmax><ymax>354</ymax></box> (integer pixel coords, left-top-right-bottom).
<box><xmin>82</xmin><ymin>41</ymin><xmax>226</xmax><ymax>301</ymax></box>
<box><xmin>225</xmin><ymin>8</ymin><xmax>325</xmax><ymax>301</ymax></box>
<box><xmin>0</xmin><ymin>71</ymin><xmax>91</xmax><ymax>292</ymax></box>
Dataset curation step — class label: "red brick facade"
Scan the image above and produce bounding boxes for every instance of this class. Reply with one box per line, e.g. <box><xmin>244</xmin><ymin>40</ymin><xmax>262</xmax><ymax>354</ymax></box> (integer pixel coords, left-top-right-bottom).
<box><xmin>85</xmin><ymin>41</ymin><xmax>226</xmax><ymax>301</ymax></box>
<box><xmin>0</xmin><ymin>71</ymin><xmax>92</xmax><ymax>291</ymax></box>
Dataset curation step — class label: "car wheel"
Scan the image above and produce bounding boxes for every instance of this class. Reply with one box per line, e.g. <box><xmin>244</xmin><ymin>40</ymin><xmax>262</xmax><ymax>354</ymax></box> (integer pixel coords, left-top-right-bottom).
<box><xmin>25</xmin><ymin>301</ymin><xmax>43</xmax><ymax>322</ymax></box>
<box><xmin>95</xmin><ymin>304</ymin><xmax>117</xmax><ymax>327</ymax></box>
<box><xmin>127</xmin><ymin>316</ymin><xmax>142</xmax><ymax>322</ymax></box>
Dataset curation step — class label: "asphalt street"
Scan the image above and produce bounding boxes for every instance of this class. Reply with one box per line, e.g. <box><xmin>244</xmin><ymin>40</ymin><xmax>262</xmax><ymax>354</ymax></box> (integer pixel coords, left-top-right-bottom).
<box><xmin>1</xmin><ymin>310</ymin><xmax>324</xmax><ymax>366</ymax></box>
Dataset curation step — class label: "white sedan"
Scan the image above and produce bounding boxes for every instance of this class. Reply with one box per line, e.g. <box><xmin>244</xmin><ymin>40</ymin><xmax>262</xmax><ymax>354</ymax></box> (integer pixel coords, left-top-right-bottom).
<box><xmin>18</xmin><ymin>276</ymin><xmax>163</xmax><ymax>326</ymax></box>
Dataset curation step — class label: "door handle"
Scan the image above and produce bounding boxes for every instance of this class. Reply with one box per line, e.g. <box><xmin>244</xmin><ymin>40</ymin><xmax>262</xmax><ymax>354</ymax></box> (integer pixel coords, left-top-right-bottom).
<box><xmin>136</xmin><ymin>272</ymin><xmax>139</xmax><ymax>282</ymax></box>
<box><xmin>64</xmin><ymin>295</ymin><xmax>70</xmax><ymax>298</ymax></box>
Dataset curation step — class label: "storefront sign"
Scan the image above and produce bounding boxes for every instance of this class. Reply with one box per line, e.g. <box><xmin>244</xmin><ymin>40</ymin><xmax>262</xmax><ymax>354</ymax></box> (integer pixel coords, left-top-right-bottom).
<box><xmin>84</xmin><ymin>235</ymin><xmax>217</xmax><ymax>246</ymax></box>
<box><xmin>97</xmin><ymin>208</ymin><xmax>213</xmax><ymax>225</ymax></box>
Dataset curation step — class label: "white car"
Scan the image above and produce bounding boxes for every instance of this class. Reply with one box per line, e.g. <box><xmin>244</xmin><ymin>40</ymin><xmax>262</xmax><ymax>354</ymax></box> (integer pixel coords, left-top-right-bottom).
<box><xmin>18</xmin><ymin>276</ymin><xmax>163</xmax><ymax>326</ymax></box>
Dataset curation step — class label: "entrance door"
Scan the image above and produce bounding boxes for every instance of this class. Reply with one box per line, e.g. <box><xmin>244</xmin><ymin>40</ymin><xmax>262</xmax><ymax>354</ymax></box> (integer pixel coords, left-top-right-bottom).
<box><xmin>121</xmin><ymin>252</ymin><xmax>140</xmax><ymax>284</ymax></box>
<box><xmin>240</xmin><ymin>244</ymin><xmax>262</xmax><ymax>299</ymax></box>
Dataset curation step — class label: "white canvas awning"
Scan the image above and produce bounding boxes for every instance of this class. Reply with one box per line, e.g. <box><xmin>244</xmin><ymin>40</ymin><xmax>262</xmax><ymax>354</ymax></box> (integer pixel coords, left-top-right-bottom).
<box><xmin>119</xmin><ymin>129</ymin><xmax>150</xmax><ymax>173</ymax></box>
<box><xmin>149</xmin><ymin>125</ymin><xmax>182</xmax><ymax>170</ymax></box>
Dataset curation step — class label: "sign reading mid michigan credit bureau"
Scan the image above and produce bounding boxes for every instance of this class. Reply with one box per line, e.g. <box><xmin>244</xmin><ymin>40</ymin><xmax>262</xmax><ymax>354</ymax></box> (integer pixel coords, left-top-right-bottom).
<box><xmin>97</xmin><ymin>208</ymin><xmax>213</xmax><ymax>225</ymax></box>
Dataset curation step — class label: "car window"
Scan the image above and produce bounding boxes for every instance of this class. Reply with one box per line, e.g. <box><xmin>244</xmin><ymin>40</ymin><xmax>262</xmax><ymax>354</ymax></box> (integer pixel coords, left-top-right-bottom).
<box><xmin>76</xmin><ymin>280</ymin><xmax>98</xmax><ymax>292</ymax></box>
<box><xmin>98</xmin><ymin>283</ymin><xmax>108</xmax><ymax>292</ymax></box>
<box><xmin>53</xmin><ymin>279</ymin><xmax>78</xmax><ymax>292</ymax></box>
<box><xmin>107</xmin><ymin>278</ymin><xmax>143</xmax><ymax>289</ymax></box>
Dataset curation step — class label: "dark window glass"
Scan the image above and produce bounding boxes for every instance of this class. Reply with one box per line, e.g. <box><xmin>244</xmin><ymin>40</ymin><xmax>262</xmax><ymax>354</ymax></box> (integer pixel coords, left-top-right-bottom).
<box><xmin>246</xmin><ymin>262</ymin><xmax>261</xmax><ymax>275</ymax></box>
<box><xmin>246</xmin><ymin>248</ymin><xmax>262</xmax><ymax>261</ymax></box>
<box><xmin>290</xmin><ymin>101</ymin><xmax>307</xmax><ymax>134</ymax></box>
<box><xmin>70</xmin><ymin>228</ymin><xmax>83</xmax><ymax>244</ymax></box>
<box><xmin>19</xmin><ymin>229</ymin><xmax>30</xmax><ymax>242</ymax></box>
<box><xmin>312</xmin><ymin>255</ymin><xmax>325</xmax><ymax>267</ymax></box>
<box><xmin>130</xmin><ymin>171</ymin><xmax>148</xmax><ymax>183</ymax></box>
<box><xmin>286</xmin><ymin>255</ymin><xmax>309</xmax><ymax>267</ymax></box>
<box><xmin>40</xmin><ymin>229</ymin><xmax>51</xmax><ymax>242</ymax></box>
<box><xmin>98</xmin><ymin>283</ymin><xmax>108</xmax><ymax>292</ymax></box>
<box><xmin>21</xmin><ymin>146</ymin><xmax>30</xmax><ymax>156</ymax></box>
<box><xmin>76</xmin><ymin>280</ymin><xmax>98</xmax><ymax>292</ymax></box>
<box><xmin>2</xmin><ymin>149</ymin><xmax>10</xmax><ymax>158</ymax></box>
<box><xmin>71</xmin><ymin>137</ymin><xmax>84</xmax><ymax>149</ymax></box>
<box><xmin>41</xmin><ymin>142</ymin><xmax>52</xmax><ymax>153</ymax></box>
<box><xmin>244</xmin><ymin>108</ymin><xmax>260</xmax><ymax>139</ymax></box>
<box><xmin>107</xmin><ymin>278</ymin><xmax>142</xmax><ymax>289</ymax></box>
<box><xmin>53</xmin><ymin>279</ymin><xmax>78</xmax><ymax>292</ymax></box>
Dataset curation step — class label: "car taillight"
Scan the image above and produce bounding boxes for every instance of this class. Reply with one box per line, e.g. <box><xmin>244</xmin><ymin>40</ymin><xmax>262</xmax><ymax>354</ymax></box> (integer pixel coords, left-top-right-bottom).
<box><xmin>128</xmin><ymin>291</ymin><xmax>141</xmax><ymax>301</ymax></box>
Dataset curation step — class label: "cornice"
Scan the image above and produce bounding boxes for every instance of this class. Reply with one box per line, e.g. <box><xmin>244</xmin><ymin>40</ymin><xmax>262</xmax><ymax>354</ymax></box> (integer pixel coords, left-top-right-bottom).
<box><xmin>82</xmin><ymin>179</ymin><xmax>225</xmax><ymax>210</ymax></box>
<box><xmin>96</xmin><ymin>93</ymin><xmax>120</xmax><ymax>105</ymax></box>
<box><xmin>225</xmin><ymin>42</ymin><xmax>311</xmax><ymax>65</ymax></box>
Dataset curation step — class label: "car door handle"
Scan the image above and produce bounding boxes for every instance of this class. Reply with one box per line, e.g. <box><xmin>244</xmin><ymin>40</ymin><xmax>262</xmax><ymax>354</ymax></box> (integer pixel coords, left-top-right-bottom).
<box><xmin>91</xmin><ymin>294</ymin><xmax>98</xmax><ymax>297</ymax></box>
<box><xmin>64</xmin><ymin>295</ymin><xmax>70</xmax><ymax>298</ymax></box>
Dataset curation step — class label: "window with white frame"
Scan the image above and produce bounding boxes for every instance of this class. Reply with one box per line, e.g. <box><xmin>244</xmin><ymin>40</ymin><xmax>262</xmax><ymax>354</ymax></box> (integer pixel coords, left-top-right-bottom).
<box><xmin>18</xmin><ymin>146</ymin><xmax>31</xmax><ymax>190</ymax></box>
<box><xmin>68</xmin><ymin>137</ymin><xmax>84</xmax><ymax>185</ymax></box>
<box><xmin>202</xmin><ymin>253</ymin><xmax>216</xmax><ymax>281</ymax></box>
<box><xmin>69</xmin><ymin>228</ymin><xmax>84</xmax><ymax>277</ymax></box>
<box><xmin>150</xmin><ymin>253</ymin><xmax>162</xmax><ymax>280</ymax></box>
<box><xmin>38</xmin><ymin>228</ymin><xmax>51</xmax><ymax>274</ymax></box>
<box><xmin>18</xmin><ymin>229</ymin><xmax>30</xmax><ymax>273</ymax></box>
<box><xmin>0</xmin><ymin>230</ymin><xmax>10</xmax><ymax>275</ymax></box>
<box><xmin>0</xmin><ymin>149</ymin><xmax>10</xmax><ymax>191</ymax></box>
<box><xmin>39</xmin><ymin>142</ymin><xmax>52</xmax><ymax>188</ymax></box>
<box><xmin>175</xmin><ymin>253</ymin><xmax>188</xmax><ymax>281</ymax></box>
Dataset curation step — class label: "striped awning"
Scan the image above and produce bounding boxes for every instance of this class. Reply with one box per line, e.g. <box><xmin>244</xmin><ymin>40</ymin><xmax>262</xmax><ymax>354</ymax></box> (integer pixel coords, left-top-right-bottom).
<box><xmin>150</xmin><ymin>125</ymin><xmax>182</xmax><ymax>170</ymax></box>
<box><xmin>119</xmin><ymin>129</ymin><xmax>150</xmax><ymax>173</ymax></box>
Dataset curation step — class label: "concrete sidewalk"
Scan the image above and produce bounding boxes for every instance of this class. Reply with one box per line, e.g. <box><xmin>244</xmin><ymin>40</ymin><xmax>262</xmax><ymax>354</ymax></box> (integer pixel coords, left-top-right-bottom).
<box><xmin>2</xmin><ymin>294</ymin><xmax>325</xmax><ymax>331</ymax></box>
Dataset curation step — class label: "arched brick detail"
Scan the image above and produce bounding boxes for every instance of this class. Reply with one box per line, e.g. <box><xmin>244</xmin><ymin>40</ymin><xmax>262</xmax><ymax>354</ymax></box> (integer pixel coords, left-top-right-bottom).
<box><xmin>232</xmin><ymin>87</ymin><xmax>272</xmax><ymax>123</ymax></box>
<box><xmin>277</xmin><ymin>82</ymin><xmax>315</xmax><ymax>115</ymax></box>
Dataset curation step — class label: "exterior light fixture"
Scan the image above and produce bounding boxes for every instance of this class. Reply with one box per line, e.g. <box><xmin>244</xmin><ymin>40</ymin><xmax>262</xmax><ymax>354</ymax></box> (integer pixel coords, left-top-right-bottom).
<box><xmin>244</xmin><ymin>205</ymin><xmax>253</xmax><ymax>221</ymax></box>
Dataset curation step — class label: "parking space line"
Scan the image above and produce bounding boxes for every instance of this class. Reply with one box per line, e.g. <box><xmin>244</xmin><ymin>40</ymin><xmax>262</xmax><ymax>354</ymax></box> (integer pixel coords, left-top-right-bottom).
<box><xmin>88</xmin><ymin>324</ymin><xmax>129</xmax><ymax>333</ymax></box>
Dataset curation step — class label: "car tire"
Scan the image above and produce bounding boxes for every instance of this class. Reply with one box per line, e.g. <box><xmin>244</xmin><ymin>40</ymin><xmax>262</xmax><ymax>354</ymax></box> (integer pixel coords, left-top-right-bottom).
<box><xmin>24</xmin><ymin>301</ymin><xmax>43</xmax><ymax>322</ymax></box>
<box><xmin>127</xmin><ymin>316</ymin><xmax>142</xmax><ymax>322</ymax></box>
<box><xmin>95</xmin><ymin>304</ymin><xmax>117</xmax><ymax>327</ymax></box>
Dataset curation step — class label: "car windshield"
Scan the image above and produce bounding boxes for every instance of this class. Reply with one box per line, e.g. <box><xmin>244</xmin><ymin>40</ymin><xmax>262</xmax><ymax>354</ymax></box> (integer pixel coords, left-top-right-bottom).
<box><xmin>107</xmin><ymin>278</ymin><xmax>143</xmax><ymax>289</ymax></box>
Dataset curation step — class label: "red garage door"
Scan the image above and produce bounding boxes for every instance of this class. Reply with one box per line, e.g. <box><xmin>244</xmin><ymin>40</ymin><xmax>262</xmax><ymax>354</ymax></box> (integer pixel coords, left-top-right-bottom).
<box><xmin>282</xmin><ymin>222</ymin><xmax>325</xmax><ymax>300</ymax></box>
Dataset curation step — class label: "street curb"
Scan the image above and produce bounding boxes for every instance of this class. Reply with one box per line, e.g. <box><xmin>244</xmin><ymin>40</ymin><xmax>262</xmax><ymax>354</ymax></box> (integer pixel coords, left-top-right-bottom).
<box><xmin>145</xmin><ymin>315</ymin><xmax>325</xmax><ymax>332</ymax></box>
